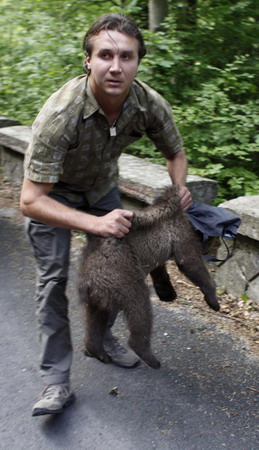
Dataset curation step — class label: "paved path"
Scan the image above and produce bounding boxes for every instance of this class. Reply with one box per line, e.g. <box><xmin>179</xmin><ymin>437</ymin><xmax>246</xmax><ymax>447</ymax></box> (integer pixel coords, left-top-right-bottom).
<box><xmin>0</xmin><ymin>212</ymin><xmax>258</xmax><ymax>449</ymax></box>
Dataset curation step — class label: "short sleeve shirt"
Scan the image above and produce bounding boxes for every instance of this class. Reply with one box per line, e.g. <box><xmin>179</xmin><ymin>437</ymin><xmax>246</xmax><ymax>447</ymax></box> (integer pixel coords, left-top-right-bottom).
<box><xmin>24</xmin><ymin>75</ymin><xmax>183</xmax><ymax>205</ymax></box>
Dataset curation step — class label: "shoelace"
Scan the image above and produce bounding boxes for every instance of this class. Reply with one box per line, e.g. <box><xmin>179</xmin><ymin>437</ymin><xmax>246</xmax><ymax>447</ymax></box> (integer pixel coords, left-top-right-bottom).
<box><xmin>105</xmin><ymin>337</ymin><xmax>127</xmax><ymax>355</ymax></box>
<box><xmin>42</xmin><ymin>384</ymin><xmax>69</xmax><ymax>400</ymax></box>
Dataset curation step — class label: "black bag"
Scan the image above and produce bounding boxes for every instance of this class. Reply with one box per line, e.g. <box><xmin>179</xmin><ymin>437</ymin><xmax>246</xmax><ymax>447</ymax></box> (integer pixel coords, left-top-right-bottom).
<box><xmin>187</xmin><ymin>201</ymin><xmax>241</xmax><ymax>262</ymax></box>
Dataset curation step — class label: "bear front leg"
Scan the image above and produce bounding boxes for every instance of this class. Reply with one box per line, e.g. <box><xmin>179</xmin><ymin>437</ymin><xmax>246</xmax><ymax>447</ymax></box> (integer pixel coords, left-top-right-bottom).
<box><xmin>150</xmin><ymin>265</ymin><xmax>177</xmax><ymax>302</ymax></box>
<box><xmin>174</xmin><ymin>246</ymin><xmax>220</xmax><ymax>311</ymax></box>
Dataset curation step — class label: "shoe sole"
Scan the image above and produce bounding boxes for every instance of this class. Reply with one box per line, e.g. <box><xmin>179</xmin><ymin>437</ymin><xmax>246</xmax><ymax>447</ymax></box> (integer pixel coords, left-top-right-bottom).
<box><xmin>32</xmin><ymin>393</ymin><xmax>76</xmax><ymax>417</ymax></box>
<box><xmin>111</xmin><ymin>359</ymin><xmax>140</xmax><ymax>369</ymax></box>
<box><xmin>84</xmin><ymin>349</ymin><xmax>140</xmax><ymax>369</ymax></box>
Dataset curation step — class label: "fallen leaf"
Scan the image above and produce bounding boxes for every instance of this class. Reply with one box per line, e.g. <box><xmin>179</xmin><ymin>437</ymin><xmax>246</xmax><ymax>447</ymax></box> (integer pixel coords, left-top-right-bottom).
<box><xmin>109</xmin><ymin>386</ymin><xmax>120</xmax><ymax>396</ymax></box>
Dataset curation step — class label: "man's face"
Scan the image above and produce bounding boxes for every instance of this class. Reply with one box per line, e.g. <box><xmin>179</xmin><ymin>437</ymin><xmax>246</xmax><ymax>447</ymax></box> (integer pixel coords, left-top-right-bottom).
<box><xmin>86</xmin><ymin>30</ymin><xmax>139</xmax><ymax>101</ymax></box>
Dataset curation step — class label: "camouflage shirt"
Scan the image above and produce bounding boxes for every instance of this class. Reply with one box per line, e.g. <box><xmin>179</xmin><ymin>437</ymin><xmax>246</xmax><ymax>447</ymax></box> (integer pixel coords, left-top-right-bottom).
<box><xmin>25</xmin><ymin>75</ymin><xmax>183</xmax><ymax>206</ymax></box>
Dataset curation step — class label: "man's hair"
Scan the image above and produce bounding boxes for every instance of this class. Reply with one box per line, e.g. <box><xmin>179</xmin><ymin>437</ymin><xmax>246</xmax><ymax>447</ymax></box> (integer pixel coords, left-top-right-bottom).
<box><xmin>82</xmin><ymin>13</ymin><xmax>146</xmax><ymax>61</ymax></box>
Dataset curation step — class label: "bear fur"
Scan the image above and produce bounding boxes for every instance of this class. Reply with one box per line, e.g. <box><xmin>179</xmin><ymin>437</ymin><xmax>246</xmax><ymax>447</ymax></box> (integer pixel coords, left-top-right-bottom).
<box><xmin>78</xmin><ymin>187</ymin><xmax>220</xmax><ymax>369</ymax></box>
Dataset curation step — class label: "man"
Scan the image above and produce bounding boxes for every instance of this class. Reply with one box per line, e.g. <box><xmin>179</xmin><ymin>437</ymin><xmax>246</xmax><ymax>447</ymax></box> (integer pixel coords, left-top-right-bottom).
<box><xmin>20</xmin><ymin>13</ymin><xmax>192</xmax><ymax>416</ymax></box>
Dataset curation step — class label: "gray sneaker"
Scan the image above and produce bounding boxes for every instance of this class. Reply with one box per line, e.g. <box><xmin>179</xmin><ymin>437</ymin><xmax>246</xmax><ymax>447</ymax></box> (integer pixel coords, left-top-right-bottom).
<box><xmin>103</xmin><ymin>336</ymin><xmax>140</xmax><ymax>368</ymax></box>
<box><xmin>32</xmin><ymin>384</ymin><xmax>75</xmax><ymax>417</ymax></box>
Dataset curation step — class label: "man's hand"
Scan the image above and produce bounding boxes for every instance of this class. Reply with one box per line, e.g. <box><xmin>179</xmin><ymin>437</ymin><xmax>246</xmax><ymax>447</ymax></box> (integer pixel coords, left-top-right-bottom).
<box><xmin>96</xmin><ymin>209</ymin><xmax>134</xmax><ymax>238</ymax></box>
<box><xmin>178</xmin><ymin>185</ymin><xmax>192</xmax><ymax>211</ymax></box>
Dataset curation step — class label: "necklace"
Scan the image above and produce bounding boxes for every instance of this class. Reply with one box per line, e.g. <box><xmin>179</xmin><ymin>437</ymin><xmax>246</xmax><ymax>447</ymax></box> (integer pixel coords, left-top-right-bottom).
<box><xmin>110</xmin><ymin>123</ymin><xmax>117</xmax><ymax>137</ymax></box>
<box><xmin>109</xmin><ymin>109</ymin><xmax>122</xmax><ymax>137</ymax></box>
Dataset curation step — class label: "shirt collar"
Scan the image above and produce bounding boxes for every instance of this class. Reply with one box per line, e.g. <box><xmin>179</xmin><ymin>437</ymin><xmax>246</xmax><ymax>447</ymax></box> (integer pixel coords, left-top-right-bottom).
<box><xmin>83</xmin><ymin>78</ymin><xmax>146</xmax><ymax>120</ymax></box>
<box><xmin>127</xmin><ymin>81</ymin><xmax>147</xmax><ymax>113</ymax></box>
<box><xmin>83</xmin><ymin>80</ymin><xmax>100</xmax><ymax>119</ymax></box>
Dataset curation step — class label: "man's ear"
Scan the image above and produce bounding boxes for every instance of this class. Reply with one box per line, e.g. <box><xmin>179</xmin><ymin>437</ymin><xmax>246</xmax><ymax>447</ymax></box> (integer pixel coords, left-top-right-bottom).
<box><xmin>85</xmin><ymin>57</ymin><xmax>91</xmax><ymax>71</ymax></box>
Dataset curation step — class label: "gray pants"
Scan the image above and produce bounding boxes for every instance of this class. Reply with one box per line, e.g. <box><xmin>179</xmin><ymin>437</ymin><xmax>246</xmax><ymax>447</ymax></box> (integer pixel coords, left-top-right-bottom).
<box><xmin>27</xmin><ymin>187</ymin><xmax>122</xmax><ymax>385</ymax></box>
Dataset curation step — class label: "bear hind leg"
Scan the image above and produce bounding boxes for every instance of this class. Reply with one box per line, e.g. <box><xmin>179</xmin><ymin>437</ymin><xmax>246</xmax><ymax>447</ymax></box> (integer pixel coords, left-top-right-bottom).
<box><xmin>124</xmin><ymin>284</ymin><xmax>160</xmax><ymax>369</ymax></box>
<box><xmin>84</xmin><ymin>303</ymin><xmax>112</xmax><ymax>364</ymax></box>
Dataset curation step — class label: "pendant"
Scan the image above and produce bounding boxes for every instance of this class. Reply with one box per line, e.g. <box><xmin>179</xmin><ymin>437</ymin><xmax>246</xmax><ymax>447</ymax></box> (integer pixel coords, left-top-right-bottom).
<box><xmin>110</xmin><ymin>126</ymin><xmax>116</xmax><ymax>137</ymax></box>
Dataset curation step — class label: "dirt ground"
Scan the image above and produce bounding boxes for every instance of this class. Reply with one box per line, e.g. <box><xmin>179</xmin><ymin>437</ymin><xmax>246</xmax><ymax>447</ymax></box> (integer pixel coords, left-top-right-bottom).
<box><xmin>1</xmin><ymin>178</ymin><xmax>258</xmax><ymax>358</ymax></box>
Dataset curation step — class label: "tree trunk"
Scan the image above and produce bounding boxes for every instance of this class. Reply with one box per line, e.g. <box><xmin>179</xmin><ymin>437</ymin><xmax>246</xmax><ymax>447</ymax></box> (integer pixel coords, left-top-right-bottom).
<box><xmin>186</xmin><ymin>0</ymin><xmax>197</xmax><ymax>25</ymax></box>
<box><xmin>148</xmin><ymin>0</ymin><xmax>168</xmax><ymax>31</ymax></box>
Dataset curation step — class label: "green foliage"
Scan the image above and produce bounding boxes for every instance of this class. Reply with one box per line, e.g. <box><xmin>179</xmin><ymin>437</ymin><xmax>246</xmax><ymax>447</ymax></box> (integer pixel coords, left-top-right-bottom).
<box><xmin>241</xmin><ymin>292</ymin><xmax>249</xmax><ymax>303</ymax></box>
<box><xmin>0</xmin><ymin>0</ymin><xmax>114</xmax><ymax>122</ymax></box>
<box><xmin>138</xmin><ymin>21</ymin><xmax>184</xmax><ymax>102</ymax></box>
<box><xmin>173</xmin><ymin>56</ymin><xmax>259</xmax><ymax>203</ymax></box>
<box><xmin>0</xmin><ymin>0</ymin><xmax>258</xmax><ymax>202</ymax></box>
<box><xmin>128</xmin><ymin>1</ymin><xmax>259</xmax><ymax>203</ymax></box>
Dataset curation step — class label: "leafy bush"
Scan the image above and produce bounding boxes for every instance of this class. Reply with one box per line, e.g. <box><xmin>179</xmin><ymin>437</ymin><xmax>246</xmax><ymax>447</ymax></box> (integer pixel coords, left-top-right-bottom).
<box><xmin>174</xmin><ymin>57</ymin><xmax>259</xmax><ymax>203</ymax></box>
<box><xmin>128</xmin><ymin>10</ymin><xmax>259</xmax><ymax>203</ymax></box>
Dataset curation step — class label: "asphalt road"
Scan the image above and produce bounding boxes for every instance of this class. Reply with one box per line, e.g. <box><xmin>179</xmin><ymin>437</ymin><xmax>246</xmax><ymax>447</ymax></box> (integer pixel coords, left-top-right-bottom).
<box><xmin>0</xmin><ymin>210</ymin><xmax>258</xmax><ymax>450</ymax></box>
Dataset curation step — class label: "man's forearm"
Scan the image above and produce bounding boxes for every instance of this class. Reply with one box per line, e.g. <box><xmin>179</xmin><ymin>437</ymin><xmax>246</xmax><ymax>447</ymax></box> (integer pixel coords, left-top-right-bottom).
<box><xmin>21</xmin><ymin>192</ymin><xmax>99</xmax><ymax>232</ymax></box>
<box><xmin>166</xmin><ymin>148</ymin><xmax>188</xmax><ymax>187</ymax></box>
<box><xmin>20</xmin><ymin>178</ymin><xmax>133</xmax><ymax>237</ymax></box>
<box><xmin>166</xmin><ymin>149</ymin><xmax>192</xmax><ymax>210</ymax></box>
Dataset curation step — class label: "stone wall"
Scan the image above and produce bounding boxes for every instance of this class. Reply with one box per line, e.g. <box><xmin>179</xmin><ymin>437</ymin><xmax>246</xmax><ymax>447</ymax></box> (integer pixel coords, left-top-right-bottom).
<box><xmin>215</xmin><ymin>196</ymin><xmax>259</xmax><ymax>303</ymax></box>
<box><xmin>118</xmin><ymin>153</ymin><xmax>218</xmax><ymax>206</ymax></box>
